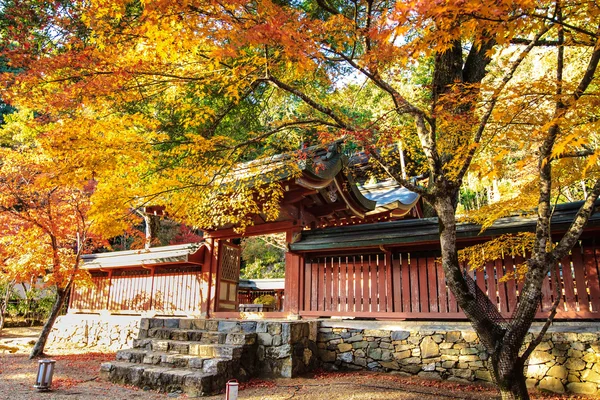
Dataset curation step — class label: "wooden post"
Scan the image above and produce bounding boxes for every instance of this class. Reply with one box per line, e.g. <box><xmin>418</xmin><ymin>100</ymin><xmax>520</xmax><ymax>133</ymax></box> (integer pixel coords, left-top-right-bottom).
<box><xmin>284</xmin><ymin>229</ymin><xmax>303</xmax><ymax>316</ymax></box>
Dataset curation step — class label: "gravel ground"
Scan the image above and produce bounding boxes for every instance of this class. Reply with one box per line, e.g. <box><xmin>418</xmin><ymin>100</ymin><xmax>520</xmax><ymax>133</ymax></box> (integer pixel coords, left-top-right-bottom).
<box><xmin>0</xmin><ymin>327</ymin><xmax>590</xmax><ymax>400</ymax></box>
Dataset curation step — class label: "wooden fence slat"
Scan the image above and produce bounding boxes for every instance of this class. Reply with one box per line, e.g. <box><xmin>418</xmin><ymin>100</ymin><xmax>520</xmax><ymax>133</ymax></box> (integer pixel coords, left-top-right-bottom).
<box><xmin>587</xmin><ymin>248</ymin><xmax>600</xmax><ymax>312</ymax></box>
<box><xmin>496</xmin><ymin>259</ymin><xmax>509</xmax><ymax>314</ymax></box>
<box><xmin>385</xmin><ymin>253</ymin><xmax>393</xmax><ymax>312</ymax></box>
<box><xmin>371</xmin><ymin>255</ymin><xmax>379</xmax><ymax>312</ymax></box>
<box><xmin>316</xmin><ymin>259</ymin><xmax>323</xmax><ymax>311</ymax></box>
<box><xmin>340</xmin><ymin>258</ymin><xmax>348</xmax><ymax>313</ymax></box>
<box><xmin>504</xmin><ymin>255</ymin><xmax>517</xmax><ymax>313</ymax></box>
<box><xmin>304</xmin><ymin>262</ymin><xmax>312</xmax><ymax>312</ymax></box>
<box><xmin>391</xmin><ymin>255</ymin><xmax>401</xmax><ymax>312</ymax></box>
<box><xmin>561</xmin><ymin>254</ymin><xmax>577</xmax><ymax>312</ymax></box>
<box><xmin>349</xmin><ymin>256</ymin><xmax>356</xmax><ymax>312</ymax></box>
<box><xmin>571</xmin><ymin>248</ymin><xmax>590</xmax><ymax>313</ymax></box>
<box><xmin>409</xmin><ymin>255</ymin><xmax>420</xmax><ymax>313</ymax></box>
<box><xmin>485</xmin><ymin>261</ymin><xmax>498</xmax><ymax>311</ymax></box>
<box><xmin>362</xmin><ymin>256</ymin><xmax>370</xmax><ymax>312</ymax></box>
<box><xmin>332</xmin><ymin>257</ymin><xmax>340</xmax><ymax>312</ymax></box>
<box><xmin>513</xmin><ymin>254</ymin><xmax>525</xmax><ymax>301</ymax></box>
<box><xmin>418</xmin><ymin>257</ymin><xmax>429</xmax><ymax>313</ymax></box>
<box><xmin>436</xmin><ymin>260</ymin><xmax>448</xmax><ymax>313</ymax></box>
<box><xmin>428</xmin><ymin>257</ymin><xmax>438</xmax><ymax>313</ymax></box>
<box><xmin>399</xmin><ymin>254</ymin><xmax>410</xmax><ymax>313</ymax></box>
<box><xmin>325</xmin><ymin>257</ymin><xmax>332</xmax><ymax>312</ymax></box>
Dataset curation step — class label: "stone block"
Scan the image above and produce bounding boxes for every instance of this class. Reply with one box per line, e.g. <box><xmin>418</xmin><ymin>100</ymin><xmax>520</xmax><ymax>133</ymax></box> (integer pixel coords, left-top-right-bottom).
<box><xmin>581</xmin><ymin>369</ymin><xmax>600</xmax><ymax>384</ymax></box>
<box><xmin>266</xmin><ymin>344</ymin><xmax>292</xmax><ymax>359</ymax></box>
<box><xmin>461</xmin><ymin>332</ymin><xmax>478</xmax><ymax>343</ymax></box>
<box><xmin>367</xmin><ymin>362</ymin><xmax>381</xmax><ymax>370</ymax></box>
<box><xmin>257</xmin><ymin>333</ymin><xmax>273</xmax><ymax>346</ymax></box>
<box><xmin>539</xmin><ymin>377</ymin><xmax>565</xmax><ymax>393</ymax></box>
<box><xmin>355</xmin><ymin>357</ymin><xmax>367</xmax><ymax>367</ymax></box>
<box><xmin>422</xmin><ymin>362</ymin><xmax>436</xmax><ymax>372</ymax></box>
<box><xmin>255</xmin><ymin>321</ymin><xmax>268</xmax><ymax>333</ymax></box>
<box><xmin>460</xmin><ymin>347</ymin><xmax>478</xmax><ymax>355</ymax></box>
<box><xmin>527</xmin><ymin>364</ymin><xmax>549</xmax><ymax>380</ymax></box>
<box><xmin>547</xmin><ymin>365</ymin><xmax>568</xmax><ymax>380</ymax></box>
<box><xmin>529</xmin><ymin>351</ymin><xmax>554</xmax><ymax>365</ymax></box>
<box><xmin>399</xmin><ymin>357</ymin><xmax>421</xmax><ymax>365</ymax></box>
<box><xmin>418</xmin><ymin>371</ymin><xmax>442</xmax><ymax>380</ymax></box>
<box><xmin>149</xmin><ymin>319</ymin><xmax>164</xmax><ymax>328</ymax></box>
<box><xmin>178</xmin><ymin>319</ymin><xmax>192</xmax><ymax>330</ymax></box>
<box><xmin>380</xmin><ymin>361</ymin><xmax>400</xmax><ymax>370</ymax></box>
<box><xmin>402</xmin><ymin>364</ymin><xmax>422</xmax><ymax>374</ymax></box>
<box><xmin>391</xmin><ymin>331</ymin><xmax>410</xmax><ymax>341</ymax></box>
<box><xmin>420</xmin><ymin>336</ymin><xmax>440</xmax><ymax>359</ymax></box>
<box><xmin>338</xmin><ymin>343</ymin><xmax>353</xmax><ymax>352</ymax></box>
<box><xmin>273</xmin><ymin>335</ymin><xmax>282</xmax><ymax>346</ymax></box>
<box><xmin>319</xmin><ymin>349</ymin><xmax>336</xmax><ymax>362</ymax></box>
<box><xmin>565</xmin><ymin>358</ymin><xmax>586</xmax><ymax>371</ymax></box>
<box><xmin>346</xmin><ymin>334</ymin><xmax>363</xmax><ymax>343</ymax></box>
<box><xmin>566</xmin><ymin>382</ymin><xmax>598</xmax><ymax>395</ymax></box>
<box><xmin>364</xmin><ymin>329</ymin><xmax>390</xmax><ymax>338</ymax></box>
<box><xmin>352</xmin><ymin>341</ymin><xmax>368</xmax><ymax>349</ymax></box>
<box><xmin>442</xmin><ymin>361</ymin><xmax>456</xmax><ymax>369</ymax></box>
<box><xmin>526</xmin><ymin>378</ymin><xmax>538</xmax><ymax>389</ymax></box>
<box><xmin>267</xmin><ymin>323</ymin><xmax>282</xmax><ymax>336</ymax></box>
<box><xmin>458</xmin><ymin>355</ymin><xmax>479</xmax><ymax>362</ymax></box>
<box><xmin>368</xmin><ymin>348</ymin><xmax>383</xmax><ymax>360</ymax></box>
<box><xmin>241</xmin><ymin>321</ymin><xmax>257</xmax><ymax>333</ymax></box>
<box><xmin>452</xmin><ymin>368</ymin><xmax>473</xmax><ymax>380</ymax></box>
<box><xmin>140</xmin><ymin>318</ymin><xmax>150</xmax><ymax>329</ymax></box>
<box><xmin>475</xmin><ymin>370</ymin><xmax>492</xmax><ymax>382</ymax></box>
<box><xmin>583</xmin><ymin>352</ymin><xmax>598</xmax><ymax>363</ymax></box>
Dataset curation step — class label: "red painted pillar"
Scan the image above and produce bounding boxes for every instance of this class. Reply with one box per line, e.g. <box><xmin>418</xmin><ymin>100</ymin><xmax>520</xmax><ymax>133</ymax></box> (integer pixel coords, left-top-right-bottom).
<box><xmin>284</xmin><ymin>229</ymin><xmax>303</xmax><ymax>316</ymax></box>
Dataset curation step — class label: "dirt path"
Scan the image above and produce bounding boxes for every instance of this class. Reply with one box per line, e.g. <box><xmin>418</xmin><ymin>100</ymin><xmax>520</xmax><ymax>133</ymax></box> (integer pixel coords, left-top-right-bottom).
<box><xmin>0</xmin><ymin>328</ymin><xmax>590</xmax><ymax>400</ymax></box>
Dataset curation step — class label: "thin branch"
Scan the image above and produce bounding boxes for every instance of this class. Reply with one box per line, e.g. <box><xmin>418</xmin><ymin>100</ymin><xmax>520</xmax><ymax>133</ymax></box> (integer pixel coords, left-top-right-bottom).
<box><xmin>264</xmin><ymin>76</ymin><xmax>351</xmax><ymax>130</ymax></box>
<box><xmin>456</xmin><ymin>24</ymin><xmax>552</xmax><ymax>181</ymax></box>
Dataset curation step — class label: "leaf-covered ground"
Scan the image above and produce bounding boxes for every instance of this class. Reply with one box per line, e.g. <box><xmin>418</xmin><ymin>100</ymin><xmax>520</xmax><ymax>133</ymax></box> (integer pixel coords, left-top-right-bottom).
<box><xmin>0</xmin><ymin>327</ymin><xmax>592</xmax><ymax>400</ymax></box>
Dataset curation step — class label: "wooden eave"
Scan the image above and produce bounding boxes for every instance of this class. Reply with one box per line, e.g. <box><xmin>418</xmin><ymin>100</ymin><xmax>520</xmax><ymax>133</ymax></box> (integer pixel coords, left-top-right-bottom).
<box><xmin>82</xmin><ymin>242</ymin><xmax>207</xmax><ymax>270</ymax></box>
<box><xmin>290</xmin><ymin>200</ymin><xmax>600</xmax><ymax>252</ymax></box>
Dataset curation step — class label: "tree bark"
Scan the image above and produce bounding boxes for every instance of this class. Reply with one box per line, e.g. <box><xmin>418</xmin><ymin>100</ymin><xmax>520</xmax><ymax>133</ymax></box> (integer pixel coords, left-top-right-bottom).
<box><xmin>29</xmin><ymin>285</ymin><xmax>70</xmax><ymax>359</ymax></box>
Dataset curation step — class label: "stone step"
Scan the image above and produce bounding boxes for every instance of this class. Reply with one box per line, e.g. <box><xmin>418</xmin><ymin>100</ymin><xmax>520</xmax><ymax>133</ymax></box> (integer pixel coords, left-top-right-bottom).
<box><xmin>144</xmin><ymin>328</ymin><xmax>226</xmax><ymax>343</ymax></box>
<box><xmin>141</xmin><ymin>329</ymin><xmax>256</xmax><ymax>345</ymax></box>
<box><xmin>115</xmin><ymin>348</ymin><xmax>238</xmax><ymax>375</ymax></box>
<box><xmin>100</xmin><ymin>361</ymin><xmax>222</xmax><ymax>397</ymax></box>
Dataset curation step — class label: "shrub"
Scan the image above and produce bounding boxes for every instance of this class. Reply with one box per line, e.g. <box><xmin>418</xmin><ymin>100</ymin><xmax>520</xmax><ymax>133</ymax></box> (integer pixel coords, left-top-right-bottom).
<box><xmin>253</xmin><ymin>294</ymin><xmax>276</xmax><ymax>307</ymax></box>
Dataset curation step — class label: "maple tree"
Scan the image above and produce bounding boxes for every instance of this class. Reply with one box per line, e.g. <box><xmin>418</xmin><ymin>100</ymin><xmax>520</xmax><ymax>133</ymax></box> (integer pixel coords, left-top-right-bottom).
<box><xmin>1</xmin><ymin>0</ymin><xmax>600</xmax><ymax>398</ymax></box>
<box><xmin>0</xmin><ymin>110</ymin><xmax>137</xmax><ymax>358</ymax></box>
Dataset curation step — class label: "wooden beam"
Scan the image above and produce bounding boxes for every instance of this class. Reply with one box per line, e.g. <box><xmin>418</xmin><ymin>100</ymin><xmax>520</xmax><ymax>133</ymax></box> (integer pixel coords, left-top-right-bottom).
<box><xmin>306</xmin><ymin>202</ymin><xmax>347</xmax><ymax>218</ymax></box>
<box><xmin>205</xmin><ymin>220</ymin><xmax>301</xmax><ymax>239</ymax></box>
<box><xmin>282</xmin><ymin>189</ymin><xmax>318</xmax><ymax>204</ymax></box>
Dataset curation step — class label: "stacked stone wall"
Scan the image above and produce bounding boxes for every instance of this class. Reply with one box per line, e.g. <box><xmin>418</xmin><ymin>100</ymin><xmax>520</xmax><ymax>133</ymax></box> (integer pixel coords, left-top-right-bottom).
<box><xmin>48</xmin><ymin>314</ymin><xmax>141</xmax><ymax>351</ymax></box>
<box><xmin>316</xmin><ymin>322</ymin><xmax>600</xmax><ymax>396</ymax></box>
<box><xmin>253</xmin><ymin>320</ymin><xmax>319</xmax><ymax>378</ymax></box>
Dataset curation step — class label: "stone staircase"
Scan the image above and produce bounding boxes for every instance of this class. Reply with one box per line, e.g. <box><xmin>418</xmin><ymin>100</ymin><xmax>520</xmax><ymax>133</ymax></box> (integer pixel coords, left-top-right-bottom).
<box><xmin>100</xmin><ymin>318</ymin><xmax>259</xmax><ymax>397</ymax></box>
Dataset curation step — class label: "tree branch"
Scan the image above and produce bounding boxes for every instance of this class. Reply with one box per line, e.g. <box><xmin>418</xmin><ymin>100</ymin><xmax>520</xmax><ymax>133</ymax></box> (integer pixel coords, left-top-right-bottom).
<box><xmin>456</xmin><ymin>24</ymin><xmax>551</xmax><ymax>182</ymax></box>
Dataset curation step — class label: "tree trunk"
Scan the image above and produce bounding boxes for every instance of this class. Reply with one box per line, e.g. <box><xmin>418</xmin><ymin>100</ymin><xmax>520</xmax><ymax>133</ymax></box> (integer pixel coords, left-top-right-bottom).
<box><xmin>29</xmin><ymin>285</ymin><xmax>69</xmax><ymax>359</ymax></box>
<box><xmin>491</xmin><ymin>355</ymin><xmax>529</xmax><ymax>400</ymax></box>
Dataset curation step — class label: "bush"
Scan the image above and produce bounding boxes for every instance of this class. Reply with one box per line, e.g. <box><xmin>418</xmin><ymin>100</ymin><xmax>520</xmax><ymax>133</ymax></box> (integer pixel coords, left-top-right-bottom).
<box><xmin>253</xmin><ymin>294</ymin><xmax>277</xmax><ymax>307</ymax></box>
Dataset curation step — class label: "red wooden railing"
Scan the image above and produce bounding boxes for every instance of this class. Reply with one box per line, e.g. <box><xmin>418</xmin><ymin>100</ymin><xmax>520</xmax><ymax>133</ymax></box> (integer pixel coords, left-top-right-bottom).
<box><xmin>70</xmin><ymin>266</ymin><xmax>207</xmax><ymax>315</ymax></box>
<box><xmin>300</xmin><ymin>242</ymin><xmax>600</xmax><ymax>320</ymax></box>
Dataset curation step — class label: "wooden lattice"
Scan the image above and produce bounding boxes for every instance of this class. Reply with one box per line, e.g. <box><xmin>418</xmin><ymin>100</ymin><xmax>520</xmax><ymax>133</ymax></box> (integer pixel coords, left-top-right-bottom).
<box><xmin>220</xmin><ymin>243</ymin><xmax>241</xmax><ymax>282</ymax></box>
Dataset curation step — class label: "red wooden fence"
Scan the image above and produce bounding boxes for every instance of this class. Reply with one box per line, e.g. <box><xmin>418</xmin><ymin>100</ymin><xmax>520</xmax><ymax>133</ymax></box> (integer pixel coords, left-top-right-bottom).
<box><xmin>300</xmin><ymin>241</ymin><xmax>600</xmax><ymax>320</ymax></box>
<box><xmin>70</xmin><ymin>266</ymin><xmax>207</xmax><ymax>315</ymax></box>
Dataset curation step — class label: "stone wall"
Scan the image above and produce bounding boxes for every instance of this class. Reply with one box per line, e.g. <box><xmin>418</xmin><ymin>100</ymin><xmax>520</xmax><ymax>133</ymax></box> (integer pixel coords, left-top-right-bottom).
<box><xmin>253</xmin><ymin>320</ymin><xmax>319</xmax><ymax>378</ymax></box>
<box><xmin>48</xmin><ymin>313</ymin><xmax>141</xmax><ymax>351</ymax></box>
<box><xmin>316</xmin><ymin>321</ymin><xmax>600</xmax><ymax>396</ymax></box>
